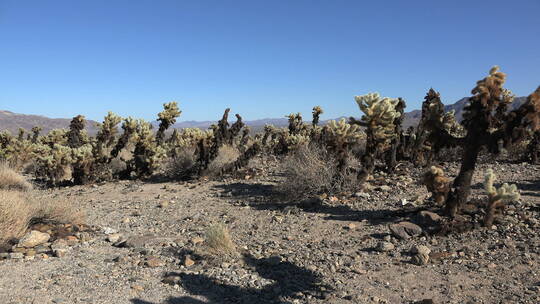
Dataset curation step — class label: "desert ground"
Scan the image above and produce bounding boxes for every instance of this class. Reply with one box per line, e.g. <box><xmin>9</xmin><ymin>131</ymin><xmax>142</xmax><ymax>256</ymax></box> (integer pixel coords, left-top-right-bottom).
<box><xmin>0</xmin><ymin>158</ymin><xmax>538</xmax><ymax>304</ymax></box>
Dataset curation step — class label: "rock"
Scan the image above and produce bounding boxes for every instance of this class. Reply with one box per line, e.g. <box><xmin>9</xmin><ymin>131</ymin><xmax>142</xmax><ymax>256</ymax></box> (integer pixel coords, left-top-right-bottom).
<box><xmin>145</xmin><ymin>257</ymin><xmax>164</xmax><ymax>268</ymax></box>
<box><xmin>162</xmin><ymin>275</ymin><xmax>181</xmax><ymax>285</ymax></box>
<box><xmin>103</xmin><ymin>227</ymin><xmax>117</xmax><ymax>234</ymax></box>
<box><xmin>346</xmin><ymin>223</ymin><xmax>357</xmax><ymax>230</ymax></box>
<box><xmin>418</xmin><ymin>211</ymin><xmax>442</xmax><ymax>226</ymax></box>
<box><xmin>159</xmin><ymin>201</ymin><xmax>169</xmax><ymax>208</ymax></box>
<box><xmin>375</xmin><ymin>241</ymin><xmax>395</xmax><ymax>252</ymax></box>
<box><xmin>9</xmin><ymin>252</ymin><xmax>24</xmax><ymax>259</ymax></box>
<box><xmin>184</xmin><ymin>256</ymin><xmax>195</xmax><ymax>267</ymax></box>
<box><xmin>377</xmin><ymin>185</ymin><xmax>391</xmax><ymax>192</ymax></box>
<box><xmin>411</xmin><ymin>245</ymin><xmax>431</xmax><ymax>265</ymax></box>
<box><xmin>389</xmin><ymin>222</ymin><xmax>423</xmax><ymax>240</ymax></box>
<box><xmin>107</xmin><ymin>233</ymin><xmax>123</xmax><ymax>243</ymax></box>
<box><xmin>17</xmin><ymin>230</ymin><xmax>50</xmax><ymax>248</ymax></box>
<box><xmin>34</xmin><ymin>244</ymin><xmax>52</xmax><ymax>254</ymax></box>
<box><xmin>354</xmin><ymin>192</ymin><xmax>371</xmax><ymax>199</ymax></box>
<box><xmin>191</xmin><ymin>237</ymin><xmax>204</xmax><ymax>245</ymax></box>
<box><xmin>0</xmin><ymin>252</ymin><xmax>9</xmax><ymax>259</ymax></box>
<box><xmin>131</xmin><ymin>284</ymin><xmax>144</xmax><ymax>291</ymax></box>
<box><xmin>53</xmin><ymin>248</ymin><xmax>67</xmax><ymax>257</ymax></box>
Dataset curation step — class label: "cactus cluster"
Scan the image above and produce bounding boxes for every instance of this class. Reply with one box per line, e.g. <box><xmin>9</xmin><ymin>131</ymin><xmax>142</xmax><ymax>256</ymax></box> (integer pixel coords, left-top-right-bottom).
<box><xmin>483</xmin><ymin>169</ymin><xmax>520</xmax><ymax>227</ymax></box>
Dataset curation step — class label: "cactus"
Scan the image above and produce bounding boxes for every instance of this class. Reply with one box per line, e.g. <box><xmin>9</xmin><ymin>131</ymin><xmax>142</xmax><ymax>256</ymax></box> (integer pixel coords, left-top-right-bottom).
<box><xmin>94</xmin><ymin>111</ymin><xmax>122</xmax><ymax>162</ymax></box>
<box><xmin>131</xmin><ymin>120</ymin><xmax>166</xmax><ymax>177</ymax></box>
<box><xmin>323</xmin><ymin>118</ymin><xmax>363</xmax><ymax>173</ymax></box>
<box><xmin>483</xmin><ymin>169</ymin><xmax>520</xmax><ymax>227</ymax></box>
<box><xmin>352</xmin><ymin>92</ymin><xmax>402</xmax><ymax>183</ymax></box>
<box><xmin>312</xmin><ymin>106</ymin><xmax>323</xmax><ymax>126</ymax></box>
<box><xmin>30</xmin><ymin>126</ymin><xmax>42</xmax><ymax>143</ymax></box>
<box><xmin>287</xmin><ymin>113</ymin><xmax>305</xmax><ymax>135</ymax></box>
<box><xmin>422</xmin><ymin>166</ymin><xmax>451</xmax><ymax>205</ymax></box>
<box><xmin>384</xmin><ymin>98</ymin><xmax>406</xmax><ymax>172</ymax></box>
<box><xmin>156</xmin><ymin>101</ymin><xmax>181</xmax><ymax>144</ymax></box>
<box><xmin>413</xmin><ymin>89</ymin><xmax>463</xmax><ymax>165</ymax></box>
<box><xmin>445</xmin><ymin>67</ymin><xmax>540</xmax><ymax>216</ymax></box>
<box><xmin>67</xmin><ymin>115</ymin><xmax>87</xmax><ymax>148</ymax></box>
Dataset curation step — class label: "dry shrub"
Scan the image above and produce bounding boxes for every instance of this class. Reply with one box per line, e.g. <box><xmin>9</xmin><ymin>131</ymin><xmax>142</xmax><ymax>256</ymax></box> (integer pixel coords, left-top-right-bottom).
<box><xmin>204</xmin><ymin>223</ymin><xmax>238</xmax><ymax>258</ymax></box>
<box><xmin>0</xmin><ymin>162</ymin><xmax>33</xmax><ymax>191</ymax></box>
<box><xmin>164</xmin><ymin>147</ymin><xmax>197</xmax><ymax>179</ymax></box>
<box><xmin>278</xmin><ymin>144</ymin><xmax>358</xmax><ymax>199</ymax></box>
<box><xmin>0</xmin><ymin>190</ymin><xmax>32</xmax><ymax>245</ymax></box>
<box><xmin>205</xmin><ymin>145</ymin><xmax>240</xmax><ymax>176</ymax></box>
<box><xmin>0</xmin><ymin>189</ymin><xmax>84</xmax><ymax>246</ymax></box>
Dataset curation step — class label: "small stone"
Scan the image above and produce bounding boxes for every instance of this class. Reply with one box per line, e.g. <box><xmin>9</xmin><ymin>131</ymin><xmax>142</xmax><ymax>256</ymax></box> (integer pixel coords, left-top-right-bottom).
<box><xmin>103</xmin><ymin>227</ymin><xmax>117</xmax><ymax>234</ymax></box>
<box><xmin>159</xmin><ymin>201</ymin><xmax>169</xmax><ymax>208</ymax></box>
<box><xmin>131</xmin><ymin>284</ymin><xmax>144</xmax><ymax>291</ymax></box>
<box><xmin>376</xmin><ymin>241</ymin><xmax>395</xmax><ymax>252</ymax></box>
<box><xmin>162</xmin><ymin>275</ymin><xmax>181</xmax><ymax>285</ymax></box>
<box><xmin>487</xmin><ymin>263</ymin><xmax>497</xmax><ymax>269</ymax></box>
<box><xmin>145</xmin><ymin>257</ymin><xmax>164</xmax><ymax>268</ymax></box>
<box><xmin>191</xmin><ymin>237</ymin><xmax>204</xmax><ymax>245</ymax></box>
<box><xmin>184</xmin><ymin>256</ymin><xmax>195</xmax><ymax>267</ymax></box>
<box><xmin>389</xmin><ymin>222</ymin><xmax>423</xmax><ymax>239</ymax></box>
<box><xmin>0</xmin><ymin>252</ymin><xmax>9</xmax><ymax>259</ymax></box>
<box><xmin>411</xmin><ymin>245</ymin><xmax>431</xmax><ymax>265</ymax></box>
<box><xmin>377</xmin><ymin>185</ymin><xmax>391</xmax><ymax>192</ymax></box>
<box><xmin>107</xmin><ymin>233</ymin><xmax>123</xmax><ymax>243</ymax></box>
<box><xmin>9</xmin><ymin>252</ymin><xmax>24</xmax><ymax>259</ymax></box>
<box><xmin>17</xmin><ymin>230</ymin><xmax>50</xmax><ymax>248</ymax></box>
<box><xmin>354</xmin><ymin>192</ymin><xmax>371</xmax><ymax>199</ymax></box>
<box><xmin>122</xmin><ymin>218</ymin><xmax>131</xmax><ymax>224</ymax></box>
<box><xmin>34</xmin><ymin>244</ymin><xmax>51</xmax><ymax>254</ymax></box>
<box><xmin>53</xmin><ymin>248</ymin><xmax>67</xmax><ymax>257</ymax></box>
<box><xmin>347</xmin><ymin>223</ymin><xmax>357</xmax><ymax>230</ymax></box>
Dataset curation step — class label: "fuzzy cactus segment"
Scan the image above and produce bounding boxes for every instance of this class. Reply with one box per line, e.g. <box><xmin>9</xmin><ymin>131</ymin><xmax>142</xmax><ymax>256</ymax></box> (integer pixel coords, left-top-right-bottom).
<box><xmin>483</xmin><ymin>169</ymin><xmax>520</xmax><ymax>227</ymax></box>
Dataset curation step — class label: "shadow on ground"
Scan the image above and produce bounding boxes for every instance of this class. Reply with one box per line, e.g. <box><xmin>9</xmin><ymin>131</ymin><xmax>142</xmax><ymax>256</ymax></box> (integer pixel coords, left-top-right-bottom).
<box><xmin>213</xmin><ymin>182</ymin><xmax>422</xmax><ymax>225</ymax></box>
<box><xmin>130</xmin><ymin>254</ymin><xmax>331</xmax><ymax>304</ymax></box>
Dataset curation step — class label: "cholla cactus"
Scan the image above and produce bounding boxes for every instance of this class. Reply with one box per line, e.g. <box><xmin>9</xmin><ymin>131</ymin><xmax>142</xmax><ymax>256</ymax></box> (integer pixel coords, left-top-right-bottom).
<box><xmin>67</xmin><ymin>115</ymin><xmax>87</xmax><ymax>148</ymax></box>
<box><xmin>324</xmin><ymin>118</ymin><xmax>363</xmax><ymax>172</ymax></box>
<box><xmin>41</xmin><ymin>129</ymin><xmax>69</xmax><ymax>147</ymax></box>
<box><xmin>33</xmin><ymin>143</ymin><xmax>73</xmax><ymax>185</ymax></box>
<box><xmin>287</xmin><ymin>113</ymin><xmax>305</xmax><ymax>135</ymax></box>
<box><xmin>422</xmin><ymin>166</ymin><xmax>451</xmax><ymax>205</ymax></box>
<box><xmin>483</xmin><ymin>169</ymin><xmax>520</xmax><ymax>226</ymax></box>
<box><xmin>285</xmin><ymin>134</ymin><xmax>310</xmax><ymax>150</ymax></box>
<box><xmin>446</xmin><ymin>67</ymin><xmax>539</xmax><ymax>217</ymax></box>
<box><xmin>30</xmin><ymin>126</ymin><xmax>42</xmax><ymax>143</ymax></box>
<box><xmin>95</xmin><ymin>112</ymin><xmax>122</xmax><ymax>156</ymax></box>
<box><xmin>132</xmin><ymin>120</ymin><xmax>166</xmax><ymax>177</ymax></box>
<box><xmin>71</xmin><ymin>143</ymin><xmax>95</xmax><ymax>184</ymax></box>
<box><xmin>156</xmin><ymin>101</ymin><xmax>181</xmax><ymax>144</ymax></box>
<box><xmin>353</xmin><ymin>92</ymin><xmax>401</xmax><ymax>184</ymax></box>
<box><xmin>111</xmin><ymin>117</ymin><xmax>138</xmax><ymax>158</ymax></box>
<box><xmin>355</xmin><ymin>92</ymin><xmax>401</xmax><ymax>149</ymax></box>
<box><xmin>312</xmin><ymin>106</ymin><xmax>323</xmax><ymax>126</ymax></box>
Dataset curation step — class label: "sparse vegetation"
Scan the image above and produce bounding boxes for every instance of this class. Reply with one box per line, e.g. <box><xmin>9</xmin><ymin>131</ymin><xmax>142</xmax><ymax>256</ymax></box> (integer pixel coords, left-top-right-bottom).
<box><xmin>204</xmin><ymin>223</ymin><xmax>238</xmax><ymax>259</ymax></box>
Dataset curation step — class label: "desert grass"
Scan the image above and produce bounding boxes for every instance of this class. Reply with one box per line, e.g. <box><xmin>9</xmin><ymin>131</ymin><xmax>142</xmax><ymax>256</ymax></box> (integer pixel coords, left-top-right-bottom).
<box><xmin>0</xmin><ymin>162</ymin><xmax>33</xmax><ymax>191</ymax></box>
<box><xmin>164</xmin><ymin>147</ymin><xmax>197</xmax><ymax>179</ymax></box>
<box><xmin>0</xmin><ymin>189</ymin><xmax>84</xmax><ymax>246</ymax></box>
<box><xmin>277</xmin><ymin>144</ymin><xmax>359</xmax><ymax>199</ymax></box>
<box><xmin>204</xmin><ymin>223</ymin><xmax>238</xmax><ymax>258</ymax></box>
<box><xmin>205</xmin><ymin>145</ymin><xmax>240</xmax><ymax>176</ymax></box>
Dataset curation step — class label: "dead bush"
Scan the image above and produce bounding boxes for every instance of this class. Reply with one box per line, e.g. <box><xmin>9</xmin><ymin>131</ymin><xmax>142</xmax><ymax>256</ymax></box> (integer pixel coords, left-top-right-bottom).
<box><xmin>204</xmin><ymin>223</ymin><xmax>238</xmax><ymax>259</ymax></box>
<box><xmin>164</xmin><ymin>147</ymin><xmax>197</xmax><ymax>179</ymax></box>
<box><xmin>0</xmin><ymin>189</ymin><xmax>84</xmax><ymax>246</ymax></box>
<box><xmin>204</xmin><ymin>145</ymin><xmax>240</xmax><ymax>176</ymax></box>
<box><xmin>0</xmin><ymin>162</ymin><xmax>33</xmax><ymax>191</ymax></box>
<box><xmin>277</xmin><ymin>144</ymin><xmax>359</xmax><ymax>200</ymax></box>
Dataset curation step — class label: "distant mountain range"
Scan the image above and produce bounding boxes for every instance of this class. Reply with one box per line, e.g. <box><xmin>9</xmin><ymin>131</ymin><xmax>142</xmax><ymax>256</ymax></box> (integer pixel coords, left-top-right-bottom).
<box><xmin>0</xmin><ymin>96</ymin><xmax>528</xmax><ymax>135</ymax></box>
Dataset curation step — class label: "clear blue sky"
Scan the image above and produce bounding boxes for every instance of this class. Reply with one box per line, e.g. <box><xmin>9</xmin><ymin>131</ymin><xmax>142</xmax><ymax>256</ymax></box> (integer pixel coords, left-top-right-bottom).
<box><xmin>1</xmin><ymin>0</ymin><xmax>539</xmax><ymax>122</ymax></box>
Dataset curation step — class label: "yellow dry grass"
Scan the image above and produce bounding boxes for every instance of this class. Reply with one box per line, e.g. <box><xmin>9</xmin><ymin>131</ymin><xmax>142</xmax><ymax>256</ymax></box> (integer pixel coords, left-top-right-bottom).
<box><xmin>204</xmin><ymin>223</ymin><xmax>238</xmax><ymax>258</ymax></box>
<box><xmin>0</xmin><ymin>189</ymin><xmax>84</xmax><ymax>246</ymax></box>
<box><xmin>0</xmin><ymin>162</ymin><xmax>33</xmax><ymax>192</ymax></box>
